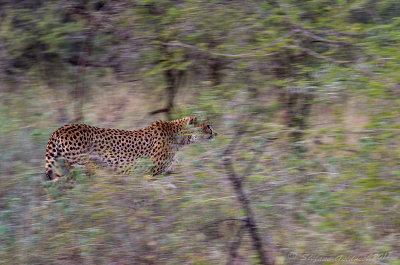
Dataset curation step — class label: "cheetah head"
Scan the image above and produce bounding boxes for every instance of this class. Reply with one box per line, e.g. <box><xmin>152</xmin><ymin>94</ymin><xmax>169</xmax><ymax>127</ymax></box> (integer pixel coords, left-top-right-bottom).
<box><xmin>189</xmin><ymin>117</ymin><xmax>218</xmax><ymax>142</ymax></box>
<box><xmin>200</xmin><ymin>122</ymin><xmax>218</xmax><ymax>140</ymax></box>
<box><xmin>178</xmin><ymin>117</ymin><xmax>218</xmax><ymax>145</ymax></box>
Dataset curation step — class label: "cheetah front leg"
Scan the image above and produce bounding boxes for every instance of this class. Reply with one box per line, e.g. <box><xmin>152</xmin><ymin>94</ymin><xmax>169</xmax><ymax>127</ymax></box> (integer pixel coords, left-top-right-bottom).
<box><xmin>164</xmin><ymin>156</ymin><xmax>180</xmax><ymax>174</ymax></box>
<box><xmin>151</xmin><ymin>153</ymin><xmax>174</xmax><ymax>176</ymax></box>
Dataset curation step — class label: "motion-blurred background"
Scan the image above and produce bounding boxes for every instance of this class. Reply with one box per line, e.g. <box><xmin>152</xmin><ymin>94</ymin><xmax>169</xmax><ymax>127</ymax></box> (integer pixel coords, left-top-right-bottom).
<box><xmin>0</xmin><ymin>1</ymin><xmax>399</xmax><ymax>264</ymax></box>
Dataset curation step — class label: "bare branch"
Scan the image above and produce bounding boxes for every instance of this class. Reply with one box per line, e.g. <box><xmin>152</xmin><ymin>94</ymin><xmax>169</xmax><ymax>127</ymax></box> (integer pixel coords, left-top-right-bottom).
<box><xmin>164</xmin><ymin>42</ymin><xmax>278</xmax><ymax>58</ymax></box>
<box><xmin>292</xmin><ymin>27</ymin><xmax>342</xmax><ymax>44</ymax></box>
<box><xmin>222</xmin><ymin>130</ymin><xmax>276</xmax><ymax>265</ymax></box>
<box><xmin>149</xmin><ymin>108</ymin><xmax>170</xmax><ymax>115</ymax></box>
<box><xmin>164</xmin><ymin>32</ymin><xmax>294</xmax><ymax>58</ymax></box>
<box><xmin>197</xmin><ymin>218</ymin><xmax>246</xmax><ymax>232</ymax></box>
<box><xmin>165</xmin><ymin>40</ymin><xmax>350</xmax><ymax>63</ymax></box>
<box><xmin>284</xmin><ymin>45</ymin><xmax>351</xmax><ymax>64</ymax></box>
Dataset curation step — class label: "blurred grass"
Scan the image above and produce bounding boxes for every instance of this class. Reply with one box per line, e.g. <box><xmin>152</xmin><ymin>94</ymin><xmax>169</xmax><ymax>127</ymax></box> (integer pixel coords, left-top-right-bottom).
<box><xmin>0</xmin><ymin>81</ymin><xmax>399</xmax><ymax>265</ymax></box>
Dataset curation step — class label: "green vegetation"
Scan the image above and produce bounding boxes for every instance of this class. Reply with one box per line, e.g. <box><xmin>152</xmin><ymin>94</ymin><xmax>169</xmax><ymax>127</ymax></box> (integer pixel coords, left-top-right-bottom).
<box><xmin>0</xmin><ymin>0</ymin><xmax>399</xmax><ymax>264</ymax></box>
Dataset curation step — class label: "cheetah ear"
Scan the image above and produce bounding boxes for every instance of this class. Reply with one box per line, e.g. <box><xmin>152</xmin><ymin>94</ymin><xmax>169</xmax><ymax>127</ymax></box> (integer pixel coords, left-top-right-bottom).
<box><xmin>189</xmin><ymin>116</ymin><xmax>198</xmax><ymax>125</ymax></box>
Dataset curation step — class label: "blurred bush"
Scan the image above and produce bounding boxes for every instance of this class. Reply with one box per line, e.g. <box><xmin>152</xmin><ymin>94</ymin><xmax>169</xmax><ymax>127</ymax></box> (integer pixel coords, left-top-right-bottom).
<box><xmin>0</xmin><ymin>0</ymin><xmax>399</xmax><ymax>264</ymax></box>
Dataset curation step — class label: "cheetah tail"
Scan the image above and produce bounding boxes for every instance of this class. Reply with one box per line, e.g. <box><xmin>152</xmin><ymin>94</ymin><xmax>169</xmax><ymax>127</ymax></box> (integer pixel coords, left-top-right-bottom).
<box><xmin>45</xmin><ymin>132</ymin><xmax>59</xmax><ymax>180</ymax></box>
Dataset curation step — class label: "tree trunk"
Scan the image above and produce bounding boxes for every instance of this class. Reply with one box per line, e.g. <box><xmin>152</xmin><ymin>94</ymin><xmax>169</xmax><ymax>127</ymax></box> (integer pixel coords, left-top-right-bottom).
<box><xmin>149</xmin><ymin>45</ymin><xmax>185</xmax><ymax>120</ymax></box>
<box><xmin>223</xmin><ymin>133</ymin><xmax>276</xmax><ymax>265</ymax></box>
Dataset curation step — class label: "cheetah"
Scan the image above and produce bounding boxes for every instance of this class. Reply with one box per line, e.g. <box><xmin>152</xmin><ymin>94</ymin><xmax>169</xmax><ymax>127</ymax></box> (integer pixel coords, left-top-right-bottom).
<box><xmin>45</xmin><ymin>116</ymin><xmax>217</xmax><ymax>181</ymax></box>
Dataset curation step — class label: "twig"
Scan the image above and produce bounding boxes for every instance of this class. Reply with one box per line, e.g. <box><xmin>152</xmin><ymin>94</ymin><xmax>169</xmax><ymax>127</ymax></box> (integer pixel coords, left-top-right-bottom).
<box><xmin>292</xmin><ymin>27</ymin><xmax>342</xmax><ymax>44</ymax></box>
<box><xmin>164</xmin><ymin>42</ymin><xmax>278</xmax><ymax>58</ymax></box>
<box><xmin>197</xmin><ymin>218</ymin><xmax>246</xmax><ymax>232</ymax></box>
<box><xmin>284</xmin><ymin>45</ymin><xmax>351</xmax><ymax>64</ymax></box>
<box><xmin>163</xmin><ymin>32</ymin><xmax>294</xmax><ymax>59</ymax></box>
<box><xmin>193</xmin><ymin>196</ymin><xmax>237</xmax><ymax>204</ymax></box>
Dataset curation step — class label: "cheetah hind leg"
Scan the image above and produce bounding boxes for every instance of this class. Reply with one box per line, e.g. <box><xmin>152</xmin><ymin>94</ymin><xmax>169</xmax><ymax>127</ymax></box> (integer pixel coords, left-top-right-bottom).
<box><xmin>141</xmin><ymin>167</ymin><xmax>155</xmax><ymax>180</ymax></box>
<box><xmin>46</xmin><ymin>158</ymin><xmax>70</xmax><ymax>183</ymax></box>
<box><xmin>52</xmin><ymin>171</ymin><xmax>63</xmax><ymax>183</ymax></box>
<box><xmin>142</xmin><ymin>167</ymin><xmax>156</xmax><ymax>181</ymax></box>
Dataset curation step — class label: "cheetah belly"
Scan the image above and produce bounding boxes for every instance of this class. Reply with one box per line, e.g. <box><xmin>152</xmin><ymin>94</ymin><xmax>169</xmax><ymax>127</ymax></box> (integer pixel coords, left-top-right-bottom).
<box><xmin>89</xmin><ymin>134</ymin><xmax>153</xmax><ymax>171</ymax></box>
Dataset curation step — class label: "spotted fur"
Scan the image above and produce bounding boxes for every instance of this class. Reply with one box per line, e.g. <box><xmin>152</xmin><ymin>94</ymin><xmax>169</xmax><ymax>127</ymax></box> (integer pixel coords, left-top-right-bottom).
<box><xmin>45</xmin><ymin>117</ymin><xmax>217</xmax><ymax>180</ymax></box>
